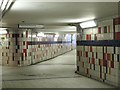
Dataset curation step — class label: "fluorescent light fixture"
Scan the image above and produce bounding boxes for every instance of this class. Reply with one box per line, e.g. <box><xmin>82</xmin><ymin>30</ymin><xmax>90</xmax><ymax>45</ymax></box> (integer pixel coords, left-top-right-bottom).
<box><xmin>0</xmin><ymin>30</ymin><xmax>7</xmax><ymax>34</ymax></box>
<box><xmin>32</xmin><ymin>35</ymin><xmax>36</xmax><ymax>38</ymax></box>
<box><xmin>54</xmin><ymin>33</ymin><xmax>59</xmax><ymax>41</ymax></box>
<box><xmin>54</xmin><ymin>38</ymin><xmax>58</xmax><ymax>41</ymax></box>
<box><xmin>0</xmin><ymin>28</ymin><xmax>7</xmax><ymax>34</ymax></box>
<box><xmin>37</xmin><ymin>32</ymin><xmax>45</xmax><ymax>37</ymax></box>
<box><xmin>55</xmin><ymin>33</ymin><xmax>59</xmax><ymax>37</ymax></box>
<box><xmin>80</xmin><ymin>20</ymin><xmax>97</xmax><ymax>29</ymax></box>
<box><xmin>0</xmin><ymin>28</ymin><xmax>7</xmax><ymax>30</ymax></box>
<box><xmin>28</xmin><ymin>35</ymin><xmax>32</xmax><ymax>37</ymax></box>
<box><xmin>23</xmin><ymin>31</ymin><xmax>26</xmax><ymax>35</ymax></box>
<box><xmin>18</xmin><ymin>24</ymin><xmax>44</xmax><ymax>29</ymax></box>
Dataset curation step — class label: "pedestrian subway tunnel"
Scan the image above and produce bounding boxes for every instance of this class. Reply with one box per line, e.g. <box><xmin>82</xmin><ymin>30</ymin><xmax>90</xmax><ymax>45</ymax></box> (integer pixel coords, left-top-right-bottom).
<box><xmin>0</xmin><ymin>1</ymin><xmax>120</xmax><ymax>89</ymax></box>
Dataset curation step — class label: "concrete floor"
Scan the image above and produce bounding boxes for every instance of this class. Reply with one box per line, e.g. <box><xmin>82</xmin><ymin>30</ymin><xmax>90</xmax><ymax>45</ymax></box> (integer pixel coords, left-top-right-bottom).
<box><xmin>2</xmin><ymin>50</ymin><xmax>114</xmax><ymax>88</ymax></box>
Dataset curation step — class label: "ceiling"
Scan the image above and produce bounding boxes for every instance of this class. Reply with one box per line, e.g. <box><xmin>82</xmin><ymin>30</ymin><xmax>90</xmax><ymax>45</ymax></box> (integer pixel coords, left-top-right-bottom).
<box><xmin>2</xmin><ymin>1</ymin><xmax>118</xmax><ymax>32</ymax></box>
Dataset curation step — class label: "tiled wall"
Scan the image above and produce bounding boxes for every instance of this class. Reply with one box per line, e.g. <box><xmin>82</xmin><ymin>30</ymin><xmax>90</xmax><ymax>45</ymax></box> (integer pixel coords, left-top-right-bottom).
<box><xmin>0</xmin><ymin>35</ymin><xmax>3</xmax><ymax>65</ymax></box>
<box><xmin>0</xmin><ymin>35</ymin><xmax>7</xmax><ymax>65</ymax></box>
<box><xmin>77</xmin><ymin>17</ymin><xmax>120</xmax><ymax>87</ymax></box>
<box><xmin>1</xmin><ymin>29</ymin><xmax>75</xmax><ymax>66</ymax></box>
<box><xmin>0</xmin><ymin>45</ymin><xmax>1</xmax><ymax>65</ymax></box>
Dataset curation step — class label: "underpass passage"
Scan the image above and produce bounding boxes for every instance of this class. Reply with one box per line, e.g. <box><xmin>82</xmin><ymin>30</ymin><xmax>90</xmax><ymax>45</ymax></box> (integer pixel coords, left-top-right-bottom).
<box><xmin>2</xmin><ymin>50</ymin><xmax>114</xmax><ymax>88</ymax></box>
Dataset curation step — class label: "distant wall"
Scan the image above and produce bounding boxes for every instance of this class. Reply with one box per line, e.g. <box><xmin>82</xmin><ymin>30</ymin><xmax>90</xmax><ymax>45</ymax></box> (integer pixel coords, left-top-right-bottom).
<box><xmin>1</xmin><ymin>29</ymin><xmax>75</xmax><ymax>66</ymax></box>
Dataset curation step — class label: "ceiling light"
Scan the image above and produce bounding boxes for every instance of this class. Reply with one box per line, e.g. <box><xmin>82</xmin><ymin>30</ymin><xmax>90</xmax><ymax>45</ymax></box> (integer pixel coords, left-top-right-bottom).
<box><xmin>80</xmin><ymin>20</ymin><xmax>97</xmax><ymax>29</ymax></box>
<box><xmin>0</xmin><ymin>28</ymin><xmax>7</xmax><ymax>34</ymax></box>
<box><xmin>55</xmin><ymin>33</ymin><xmax>59</xmax><ymax>37</ymax></box>
<box><xmin>18</xmin><ymin>24</ymin><xmax>44</xmax><ymax>29</ymax></box>
<box><xmin>37</xmin><ymin>32</ymin><xmax>45</xmax><ymax>37</ymax></box>
<box><xmin>0</xmin><ymin>28</ymin><xmax>7</xmax><ymax>30</ymax></box>
<box><xmin>0</xmin><ymin>30</ymin><xmax>7</xmax><ymax>34</ymax></box>
<box><xmin>28</xmin><ymin>35</ymin><xmax>32</xmax><ymax>38</ymax></box>
<box><xmin>32</xmin><ymin>35</ymin><xmax>36</xmax><ymax>38</ymax></box>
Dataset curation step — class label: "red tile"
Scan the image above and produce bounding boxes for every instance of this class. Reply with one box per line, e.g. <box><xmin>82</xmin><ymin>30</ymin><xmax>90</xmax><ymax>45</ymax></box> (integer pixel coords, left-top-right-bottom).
<box><xmin>111</xmin><ymin>61</ymin><xmax>114</xmax><ymax>68</ymax></box>
<box><xmin>23</xmin><ymin>49</ymin><xmax>26</xmax><ymax>53</ymax></box>
<box><xmin>26</xmin><ymin>42</ymin><xmax>28</xmax><ymax>49</ymax></box>
<box><xmin>86</xmin><ymin>34</ymin><xmax>91</xmax><ymax>40</ymax></box>
<box><xmin>98</xmin><ymin>27</ymin><xmax>101</xmax><ymax>33</ymax></box>
<box><xmin>26</xmin><ymin>31</ymin><xmax>28</xmax><ymax>38</ymax></box>
<box><xmin>104</xmin><ymin>26</ymin><xmax>107</xmax><ymax>33</ymax></box>
<box><xmin>115</xmin><ymin>32</ymin><xmax>120</xmax><ymax>40</ymax></box>
<box><xmin>2</xmin><ymin>53</ymin><xmax>4</xmax><ymax>56</ymax></box>
<box><xmin>114</xmin><ymin>17</ymin><xmax>120</xmax><ymax>25</ymax></box>
<box><xmin>77</xmin><ymin>51</ymin><xmax>79</xmax><ymax>56</ymax></box>
<box><xmin>107</xmin><ymin>61</ymin><xmax>109</xmax><ymax>67</ymax></box>
<box><xmin>104</xmin><ymin>53</ymin><xmax>107</xmax><ymax>60</ymax></box>
<box><xmin>13</xmin><ymin>56</ymin><xmax>14</xmax><ymax>61</ymax></box>
<box><xmin>107</xmin><ymin>54</ymin><xmax>110</xmax><ymax>60</ymax></box>
<box><xmin>88</xmin><ymin>58</ymin><xmax>90</xmax><ymax>63</ymax></box>
<box><xmin>103</xmin><ymin>60</ymin><xmax>107</xmax><ymax>66</ymax></box>
<box><xmin>86</xmin><ymin>52</ymin><xmax>88</xmax><ymax>57</ymax></box>
<box><xmin>108</xmin><ymin>25</ymin><xmax>110</xmax><ymax>33</ymax></box>
<box><xmin>90</xmin><ymin>46</ymin><xmax>92</xmax><ymax>52</ymax></box>
<box><xmin>86</xmin><ymin>35</ymin><xmax>89</xmax><ymax>40</ymax></box>
<box><xmin>89</xmin><ymin>35</ymin><xmax>91</xmax><ymax>40</ymax></box>
<box><xmin>92</xmin><ymin>58</ymin><xmax>95</xmax><ymax>64</ymax></box>
<box><xmin>92</xmin><ymin>52</ymin><xmax>94</xmax><ymax>58</ymax></box>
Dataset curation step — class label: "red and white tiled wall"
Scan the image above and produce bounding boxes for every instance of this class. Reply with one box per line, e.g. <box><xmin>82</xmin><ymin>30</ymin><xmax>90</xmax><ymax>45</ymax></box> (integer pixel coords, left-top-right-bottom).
<box><xmin>0</xmin><ymin>35</ymin><xmax>5</xmax><ymax>65</ymax></box>
<box><xmin>77</xmin><ymin>17</ymin><xmax>120</xmax><ymax>87</ymax></box>
<box><xmin>1</xmin><ymin>29</ymin><xmax>75</xmax><ymax>66</ymax></box>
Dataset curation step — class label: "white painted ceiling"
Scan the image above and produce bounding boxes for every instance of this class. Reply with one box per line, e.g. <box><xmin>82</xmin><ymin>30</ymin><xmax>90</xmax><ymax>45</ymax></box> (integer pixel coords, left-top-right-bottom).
<box><xmin>2</xmin><ymin>1</ymin><xmax>118</xmax><ymax>32</ymax></box>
